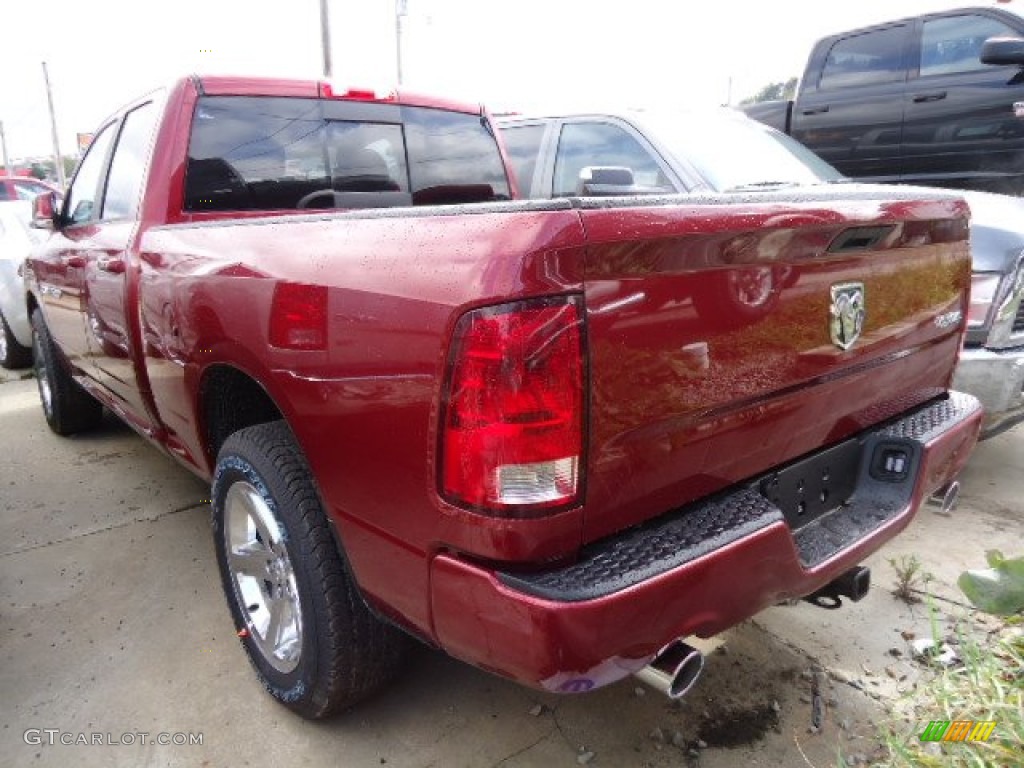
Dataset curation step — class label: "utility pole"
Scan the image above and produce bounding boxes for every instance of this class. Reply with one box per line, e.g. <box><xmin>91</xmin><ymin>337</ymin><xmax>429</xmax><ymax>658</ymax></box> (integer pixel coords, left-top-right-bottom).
<box><xmin>319</xmin><ymin>0</ymin><xmax>332</xmax><ymax>78</ymax></box>
<box><xmin>0</xmin><ymin>121</ymin><xmax>10</xmax><ymax>177</ymax></box>
<box><xmin>396</xmin><ymin>0</ymin><xmax>407</xmax><ymax>85</ymax></box>
<box><xmin>42</xmin><ymin>62</ymin><xmax>66</xmax><ymax>188</ymax></box>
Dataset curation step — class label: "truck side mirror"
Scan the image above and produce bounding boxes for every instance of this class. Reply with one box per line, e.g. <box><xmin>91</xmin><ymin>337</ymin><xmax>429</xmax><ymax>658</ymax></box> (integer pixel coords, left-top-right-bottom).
<box><xmin>31</xmin><ymin>191</ymin><xmax>59</xmax><ymax>231</ymax></box>
<box><xmin>981</xmin><ymin>36</ymin><xmax>1024</xmax><ymax>66</ymax></box>
<box><xmin>576</xmin><ymin>166</ymin><xmax>637</xmax><ymax>196</ymax></box>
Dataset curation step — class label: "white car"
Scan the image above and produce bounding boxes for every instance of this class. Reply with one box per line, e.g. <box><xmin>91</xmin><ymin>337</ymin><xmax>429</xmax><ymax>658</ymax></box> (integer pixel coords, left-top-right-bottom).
<box><xmin>0</xmin><ymin>201</ymin><xmax>38</xmax><ymax>369</ymax></box>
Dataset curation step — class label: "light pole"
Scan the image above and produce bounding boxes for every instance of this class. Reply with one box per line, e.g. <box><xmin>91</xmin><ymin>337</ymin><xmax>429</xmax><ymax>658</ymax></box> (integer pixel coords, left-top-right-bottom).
<box><xmin>396</xmin><ymin>0</ymin><xmax>407</xmax><ymax>85</ymax></box>
<box><xmin>42</xmin><ymin>62</ymin><xmax>66</xmax><ymax>188</ymax></box>
<box><xmin>320</xmin><ymin>0</ymin><xmax>332</xmax><ymax>78</ymax></box>
<box><xmin>0</xmin><ymin>121</ymin><xmax>11</xmax><ymax>177</ymax></box>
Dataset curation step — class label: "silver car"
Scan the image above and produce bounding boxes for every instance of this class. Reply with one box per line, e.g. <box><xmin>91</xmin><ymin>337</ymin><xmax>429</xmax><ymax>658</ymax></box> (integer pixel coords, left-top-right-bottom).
<box><xmin>955</xmin><ymin>191</ymin><xmax>1024</xmax><ymax>437</ymax></box>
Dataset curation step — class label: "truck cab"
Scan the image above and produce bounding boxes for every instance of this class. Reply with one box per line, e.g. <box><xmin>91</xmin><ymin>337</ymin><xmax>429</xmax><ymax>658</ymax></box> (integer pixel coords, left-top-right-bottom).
<box><xmin>746</xmin><ymin>6</ymin><xmax>1024</xmax><ymax>194</ymax></box>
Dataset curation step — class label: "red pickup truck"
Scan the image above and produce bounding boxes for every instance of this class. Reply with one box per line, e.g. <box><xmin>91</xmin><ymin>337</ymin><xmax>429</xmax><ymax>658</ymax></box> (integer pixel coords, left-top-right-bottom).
<box><xmin>24</xmin><ymin>75</ymin><xmax>982</xmax><ymax>719</ymax></box>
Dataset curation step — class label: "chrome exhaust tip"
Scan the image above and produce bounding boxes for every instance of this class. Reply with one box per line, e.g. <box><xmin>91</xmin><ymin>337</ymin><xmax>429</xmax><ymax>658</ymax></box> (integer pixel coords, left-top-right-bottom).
<box><xmin>927</xmin><ymin>480</ymin><xmax>960</xmax><ymax>514</ymax></box>
<box><xmin>634</xmin><ymin>639</ymin><xmax>705</xmax><ymax>700</ymax></box>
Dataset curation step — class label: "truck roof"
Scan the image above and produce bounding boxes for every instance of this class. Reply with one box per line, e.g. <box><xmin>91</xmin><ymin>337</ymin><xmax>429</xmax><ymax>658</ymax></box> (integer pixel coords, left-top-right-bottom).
<box><xmin>819</xmin><ymin>5</ymin><xmax>1022</xmax><ymax>38</ymax></box>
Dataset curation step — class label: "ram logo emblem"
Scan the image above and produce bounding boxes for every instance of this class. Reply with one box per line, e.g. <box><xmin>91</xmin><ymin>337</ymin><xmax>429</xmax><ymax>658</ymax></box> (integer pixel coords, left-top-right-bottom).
<box><xmin>830</xmin><ymin>282</ymin><xmax>865</xmax><ymax>350</ymax></box>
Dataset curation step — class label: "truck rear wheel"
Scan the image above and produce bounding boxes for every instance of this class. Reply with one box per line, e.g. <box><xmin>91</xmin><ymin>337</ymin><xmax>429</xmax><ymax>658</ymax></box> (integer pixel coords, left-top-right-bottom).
<box><xmin>212</xmin><ymin>421</ymin><xmax>409</xmax><ymax>719</ymax></box>
<box><xmin>31</xmin><ymin>308</ymin><xmax>103</xmax><ymax>434</ymax></box>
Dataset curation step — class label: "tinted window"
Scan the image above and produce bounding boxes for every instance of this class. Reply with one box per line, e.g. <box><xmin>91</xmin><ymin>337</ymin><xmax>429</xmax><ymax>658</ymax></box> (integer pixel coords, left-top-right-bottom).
<box><xmin>13</xmin><ymin>181</ymin><xmax>49</xmax><ymax>201</ymax></box>
<box><xmin>187</xmin><ymin>97</ymin><xmax>336</xmax><ymax>211</ymax></box>
<box><xmin>500</xmin><ymin>124</ymin><xmax>546</xmax><ymax>197</ymax></box>
<box><xmin>185</xmin><ymin>96</ymin><xmax>508</xmax><ymax>211</ymax></box>
<box><xmin>65</xmin><ymin>123</ymin><xmax>116</xmax><ymax>225</ymax></box>
<box><xmin>553</xmin><ymin>122</ymin><xmax>671</xmax><ymax>197</ymax></box>
<box><xmin>103</xmin><ymin>102</ymin><xmax>159</xmax><ymax>220</ymax></box>
<box><xmin>404</xmin><ymin>109</ymin><xmax>510</xmax><ymax>205</ymax></box>
<box><xmin>326</xmin><ymin>122</ymin><xmax>407</xmax><ymax>193</ymax></box>
<box><xmin>921</xmin><ymin>15</ymin><xmax>1017</xmax><ymax>76</ymax></box>
<box><xmin>819</xmin><ymin>26</ymin><xmax>908</xmax><ymax>89</ymax></box>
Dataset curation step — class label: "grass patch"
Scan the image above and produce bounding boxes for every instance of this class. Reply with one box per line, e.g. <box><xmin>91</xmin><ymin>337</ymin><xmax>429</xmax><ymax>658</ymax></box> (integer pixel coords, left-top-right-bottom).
<box><xmin>876</xmin><ymin>612</ymin><xmax>1023</xmax><ymax>767</ymax></box>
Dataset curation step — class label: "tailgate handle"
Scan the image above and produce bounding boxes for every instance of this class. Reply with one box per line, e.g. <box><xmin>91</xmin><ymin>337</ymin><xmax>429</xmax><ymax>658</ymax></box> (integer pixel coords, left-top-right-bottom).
<box><xmin>827</xmin><ymin>226</ymin><xmax>895</xmax><ymax>254</ymax></box>
<box><xmin>913</xmin><ymin>91</ymin><xmax>947</xmax><ymax>103</ymax></box>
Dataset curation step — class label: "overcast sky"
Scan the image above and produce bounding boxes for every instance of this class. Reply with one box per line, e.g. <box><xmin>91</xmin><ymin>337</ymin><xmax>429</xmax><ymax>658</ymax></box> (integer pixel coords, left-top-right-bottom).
<box><xmin>1</xmin><ymin>0</ymin><xmax>1020</xmax><ymax>161</ymax></box>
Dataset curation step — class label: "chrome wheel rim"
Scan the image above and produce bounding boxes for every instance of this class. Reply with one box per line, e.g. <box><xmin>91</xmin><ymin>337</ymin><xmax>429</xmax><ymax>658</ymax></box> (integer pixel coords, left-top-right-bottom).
<box><xmin>34</xmin><ymin>342</ymin><xmax>53</xmax><ymax>416</ymax></box>
<box><xmin>224</xmin><ymin>481</ymin><xmax>303</xmax><ymax>673</ymax></box>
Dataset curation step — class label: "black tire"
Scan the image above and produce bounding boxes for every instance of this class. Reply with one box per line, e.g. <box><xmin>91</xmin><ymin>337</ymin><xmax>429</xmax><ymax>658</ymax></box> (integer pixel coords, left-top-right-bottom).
<box><xmin>31</xmin><ymin>308</ymin><xmax>103</xmax><ymax>435</ymax></box>
<box><xmin>212</xmin><ymin>421</ymin><xmax>409</xmax><ymax>719</ymax></box>
<box><xmin>0</xmin><ymin>310</ymin><xmax>33</xmax><ymax>369</ymax></box>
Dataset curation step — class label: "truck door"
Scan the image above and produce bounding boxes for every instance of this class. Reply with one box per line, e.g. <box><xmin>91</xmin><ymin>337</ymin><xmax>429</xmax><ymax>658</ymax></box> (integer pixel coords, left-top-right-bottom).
<box><xmin>793</xmin><ymin>24</ymin><xmax>912</xmax><ymax>181</ymax></box>
<box><xmin>32</xmin><ymin>123</ymin><xmax>118</xmax><ymax>374</ymax></box>
<box><xmin>902</xmin><ymin>12</ymin><xmax>1024</xmax><ymax>190</ymax></box>
<box><xmin>81</xmin><ymin>100</ymin><xmax>162</xmax><ymax>435</ymax></box>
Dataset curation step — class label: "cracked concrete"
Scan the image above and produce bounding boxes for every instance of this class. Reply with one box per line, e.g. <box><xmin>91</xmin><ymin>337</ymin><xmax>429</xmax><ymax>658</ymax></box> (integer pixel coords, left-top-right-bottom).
<box><xmin>1</xmin><ymin>375</ymin><xmax>1021</xmax><ymax>767</ymax></box>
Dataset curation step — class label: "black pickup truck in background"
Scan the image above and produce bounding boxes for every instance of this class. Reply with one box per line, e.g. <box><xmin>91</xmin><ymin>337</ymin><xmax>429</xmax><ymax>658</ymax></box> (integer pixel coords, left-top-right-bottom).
<box><xmin>743</xmin><ymin>6</ymin><xmax>1024</xmax><ymax>194</ymax></box>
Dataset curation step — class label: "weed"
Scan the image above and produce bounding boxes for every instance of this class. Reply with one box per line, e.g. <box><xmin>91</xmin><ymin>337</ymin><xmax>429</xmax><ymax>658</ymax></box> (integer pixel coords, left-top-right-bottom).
<box><xmin>890</xmin><ymin>555</ymin><xmax>929</xmax><ymax>604</ymax></box>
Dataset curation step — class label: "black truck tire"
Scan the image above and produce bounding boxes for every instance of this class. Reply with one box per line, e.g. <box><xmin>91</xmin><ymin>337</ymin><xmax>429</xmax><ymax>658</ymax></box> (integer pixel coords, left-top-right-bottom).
<box><xmin>212</xmin><ymin>420</ymin><xmax>409</xmax><ymax>719</ymax></box>
<box><xmin>31</xmin><ymin>308</ymin><xmax>103</xmax><ymax>434</ymax></box>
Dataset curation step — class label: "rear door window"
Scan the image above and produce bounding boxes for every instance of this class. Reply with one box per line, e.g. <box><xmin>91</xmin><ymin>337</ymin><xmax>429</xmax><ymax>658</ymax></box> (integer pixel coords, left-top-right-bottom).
<box><xmin>185</xmin><ymin>96</ymin><xmax>509</xmax><ymax>211</ymax></box>
<box><xmin>819</xmin><ymin>26</ymin><xmax>910</xmax><ymax>90</ymax></box>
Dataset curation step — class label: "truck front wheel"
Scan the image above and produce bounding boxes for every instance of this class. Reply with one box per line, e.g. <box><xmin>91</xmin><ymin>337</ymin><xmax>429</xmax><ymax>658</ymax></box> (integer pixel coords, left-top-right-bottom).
<box><xmin>212</xmin><ymin>421</ymin><xmax>409</xmax><ymax>718</ymax></box>
<box><xmin>31</xmin><ymin>308</ymin><xmax>103</xmax><ymax>434</ymax></box>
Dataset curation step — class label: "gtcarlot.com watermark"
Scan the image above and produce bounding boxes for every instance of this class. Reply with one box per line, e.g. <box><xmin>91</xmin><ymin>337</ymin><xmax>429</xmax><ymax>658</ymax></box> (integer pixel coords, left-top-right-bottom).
<box><xmin>24</xmin><ymin>729</ymin><xmax>203</xmax><ymax>747</ymax></box>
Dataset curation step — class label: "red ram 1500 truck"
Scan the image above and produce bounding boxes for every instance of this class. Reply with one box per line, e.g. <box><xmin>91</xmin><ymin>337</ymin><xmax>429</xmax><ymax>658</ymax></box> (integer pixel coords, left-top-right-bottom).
<box><xmin>24</xmin><ymin>75</ymin><xmax>982</xmax><ymax>719</ymax></box>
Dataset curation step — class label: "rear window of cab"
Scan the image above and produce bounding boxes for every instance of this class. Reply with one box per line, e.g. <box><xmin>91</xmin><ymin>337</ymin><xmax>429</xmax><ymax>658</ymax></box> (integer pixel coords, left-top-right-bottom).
<box><xmin>184</xmin><ymin>96</ymin><xmax>510</xmax><ymax>212</ymax></box>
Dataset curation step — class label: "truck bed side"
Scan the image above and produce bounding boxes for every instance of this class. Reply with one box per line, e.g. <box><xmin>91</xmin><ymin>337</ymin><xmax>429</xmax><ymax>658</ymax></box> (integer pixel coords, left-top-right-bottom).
<box><xmin>136</xmin><ymin>188</ymin><xmax>972</xmax><ymax>643</ymax></box>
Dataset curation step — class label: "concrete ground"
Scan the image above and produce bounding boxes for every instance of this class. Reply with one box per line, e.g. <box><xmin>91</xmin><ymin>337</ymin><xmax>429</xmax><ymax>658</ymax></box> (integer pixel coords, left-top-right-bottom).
<box><xmin>1</xmin><ymin>369</ymin><xmax>1021</xmax><ymax>768</ymax></box>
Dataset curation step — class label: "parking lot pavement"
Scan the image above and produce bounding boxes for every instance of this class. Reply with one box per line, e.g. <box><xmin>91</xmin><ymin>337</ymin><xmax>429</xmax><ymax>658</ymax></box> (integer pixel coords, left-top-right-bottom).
<box><xmin>2</xmin><ymin>374</ymin><xmax>1021</xmax><ymax>767</ymax></box>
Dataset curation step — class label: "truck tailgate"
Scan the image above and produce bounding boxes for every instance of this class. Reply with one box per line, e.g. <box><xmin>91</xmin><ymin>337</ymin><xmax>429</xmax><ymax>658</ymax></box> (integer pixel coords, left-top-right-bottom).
<box><xmin>577</xmin><ymin>189</ymin><xmax>970</xmax><ymax>542</ymax></box>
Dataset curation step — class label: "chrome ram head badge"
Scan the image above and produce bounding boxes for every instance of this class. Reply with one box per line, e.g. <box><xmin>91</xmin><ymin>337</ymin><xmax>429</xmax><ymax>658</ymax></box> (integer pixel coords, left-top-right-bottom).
<box><xmin>830</xmin><ymin>282</ymin><xmax>865</xmax><ymax>350</ymax></box>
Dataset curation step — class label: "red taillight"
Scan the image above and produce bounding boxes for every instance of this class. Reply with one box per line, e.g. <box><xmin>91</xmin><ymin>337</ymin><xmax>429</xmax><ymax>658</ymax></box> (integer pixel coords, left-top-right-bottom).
<box><xmin>269</xmin><ymin>283</ymin><xmax>328</xmax><ymax>350</ymax></box>
<box><xmin>441</xmin><ymin>296</ymin><xmax>585</xmax><ymax>516</ymax></box>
